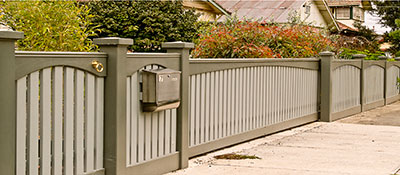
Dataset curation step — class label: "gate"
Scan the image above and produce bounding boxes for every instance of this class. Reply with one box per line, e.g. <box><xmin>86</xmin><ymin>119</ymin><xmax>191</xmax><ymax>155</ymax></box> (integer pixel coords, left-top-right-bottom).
<box><xmin>15</xmin><ymin>52</ymin><xmax>107</xmax><ymax>175</ymax></box>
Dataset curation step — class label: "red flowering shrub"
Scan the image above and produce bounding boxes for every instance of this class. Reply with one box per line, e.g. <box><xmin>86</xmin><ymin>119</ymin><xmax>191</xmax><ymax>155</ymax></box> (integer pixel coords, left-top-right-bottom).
<box><xmin>192</xmin><ymin>20</ymin><xmax>335</xmax><ymax>58</ymax></box>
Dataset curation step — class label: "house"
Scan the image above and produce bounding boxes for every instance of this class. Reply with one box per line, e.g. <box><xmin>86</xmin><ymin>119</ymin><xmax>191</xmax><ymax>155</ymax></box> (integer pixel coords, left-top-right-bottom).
<box><xmin>214</xmin><ymin>0</ymin><xmax>340</xmax><ymax>31</ymax></box>
<box><xmin>326</xmin><ymin>0</ymin><xmax>372</xmax><ymax>31</ymax></box>
<box><xmin>182</xmin><ymin>0</ymin><xmax>230</xmax><ymax>21</ymax></box>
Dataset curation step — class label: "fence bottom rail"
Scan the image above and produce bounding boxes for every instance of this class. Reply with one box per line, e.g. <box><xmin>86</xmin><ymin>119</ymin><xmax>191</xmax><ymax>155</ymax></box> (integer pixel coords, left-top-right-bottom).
<box><xmin>188</xmin><ymin>113</ymin><xmax>318</xmax><ymax>157</ymax></box>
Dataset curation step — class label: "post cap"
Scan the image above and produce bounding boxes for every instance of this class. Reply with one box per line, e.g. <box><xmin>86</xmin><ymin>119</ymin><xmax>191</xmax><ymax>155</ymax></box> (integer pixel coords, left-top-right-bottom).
<box><xmin>378</xmin><ymin>56</ymin><xmax>387</xmax><ymax>60</ymax></box>
<box><xmin>352</xmin><ymin>54</ymin><xmax>366</xmax><ymax>59</ymax></box>
<box><xmin>319</xmin><ymin>51</ymin><xmax>334</xmax><ymax>56</ymax></box>
<box><xmin>93</xmin><ymin>37</ymin><xmax>133</xmax><ymax>46</ymax></box>
<box><xmin>0</xmin><ymin>30</ymin><xmax>24</xmax><ymax>40</ymax></box>
<box><xmin>162</xmin><ymin>41</ymin><xmax>194</xmax><ymax>49</ymax></box>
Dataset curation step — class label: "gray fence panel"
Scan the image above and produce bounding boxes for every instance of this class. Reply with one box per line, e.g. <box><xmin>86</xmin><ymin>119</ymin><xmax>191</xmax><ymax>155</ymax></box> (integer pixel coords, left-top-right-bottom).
<box><xmin>386</xmin><ymin>66</ymin><xmax>400</xmax><ymax>98</ymax></box>
<box><xmin>126</xmin><ymin>65</ymin><xmax>178</xmax><ymax>166</ymax></box>
<box><xmin>332</xmin><ymin>65</ymin><xmax>361</xmax><ymax>113</ymax></box>
<box><xmin>363</xmin><ymin>65</ymin><xmax>385</xmax><ymax>104</ymax></box>
<box><xmin>188</xmin><ymin>65</ymin><xmax>318</xmax><ymax>153</ymax></box>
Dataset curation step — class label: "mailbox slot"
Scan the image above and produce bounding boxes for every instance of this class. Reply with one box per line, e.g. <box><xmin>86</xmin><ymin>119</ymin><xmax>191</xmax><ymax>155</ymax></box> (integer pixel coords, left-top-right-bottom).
<box><xmin>142</xmin><ymin>68</ymin><xmax>181</xmax><ymax>112</ymax></box>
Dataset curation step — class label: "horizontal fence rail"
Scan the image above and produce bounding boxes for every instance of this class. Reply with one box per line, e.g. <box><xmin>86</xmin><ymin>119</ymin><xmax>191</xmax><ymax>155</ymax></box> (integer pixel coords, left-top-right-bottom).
<box><xmin>126</xmin><ymin>65</ymin><xmax>177</xmax><ymax>166</ymax></box>
<box><xmin>187</xmin><ymin>60</ymin><xmax>319</xmax><ymax>156</ymax></box>
<box><xmin>16</xmin><ymin>66</ymin><xmax>104</xmax><ymax>175</ymax></box>
<box><xmin>15</xmin><ymin>51</ymin><xmax>107</xmax><ymax>79</ymax></box>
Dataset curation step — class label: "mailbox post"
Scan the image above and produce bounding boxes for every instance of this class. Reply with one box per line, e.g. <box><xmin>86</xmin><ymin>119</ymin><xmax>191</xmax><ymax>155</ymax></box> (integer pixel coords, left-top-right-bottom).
<box><xmin>162</xmin><ymin>41</ymin><xmax>194</xmax><ymax>169</ymax></box>
<box><xmin>94</xmin><ymin>37</ymin><xmax>133</xmax><ymax>175</ymax></box>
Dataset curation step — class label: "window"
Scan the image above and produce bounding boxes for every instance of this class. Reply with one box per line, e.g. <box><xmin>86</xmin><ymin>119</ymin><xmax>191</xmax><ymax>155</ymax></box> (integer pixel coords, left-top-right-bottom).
<box><xmin>305</xmin><ymin>5</ymin><xmax>311</xmax><ymax>15</ymax></box>
<box><xmin>352</xmin><ymin>7</ymin><xmax>364</xmax><ymax>21</ymax></box>
<box><xmin>336</xmin><ymin>7</ymin><xmax>350</xmax><ymax>19</ymax></box>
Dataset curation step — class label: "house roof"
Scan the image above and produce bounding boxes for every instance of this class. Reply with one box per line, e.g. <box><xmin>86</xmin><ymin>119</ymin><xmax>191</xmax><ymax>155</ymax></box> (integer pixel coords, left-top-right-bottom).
<box><xmin>337</xmin><ymin>21</ymin><xmax>358</xmax><ymax>31</ymax></box>
<box><xmin>326</xmin><ymin>0</ymin><xmax>361</xmax><ymax>6</ymax></box>
<box><xmin>326</xmin><ymin>0</ymin><xmax>372</xmax><ymax>10</ymax></box>
<box><xmin>215</xmin><ymin>0</ymin><xmax>339</xmax><ymax>30</ymax></box>
<box><xmin>182</xmin><ymin>0</ymin><xmax>231</xmax><ymax>17</ymax></box>
<box><xmin>215</xmin><ymin>0</ymin><xmax>307</xmax><ymax>23</ymax></box>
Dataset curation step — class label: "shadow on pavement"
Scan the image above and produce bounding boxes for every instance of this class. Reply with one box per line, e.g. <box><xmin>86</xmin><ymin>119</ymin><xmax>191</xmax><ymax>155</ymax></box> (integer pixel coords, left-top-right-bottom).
<box><xmin>337</xmin><ymin>101</ymin><xmax>400</xmax><ymax>126</ymax></box>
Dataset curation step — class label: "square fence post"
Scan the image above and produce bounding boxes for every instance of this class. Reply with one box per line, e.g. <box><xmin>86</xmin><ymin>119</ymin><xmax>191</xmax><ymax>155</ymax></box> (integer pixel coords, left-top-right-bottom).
<box><xmin>320</xmin><ymin>51</ymin><xmax>334</xmax><ymax>122</ymax></box>
<box><xmin>162</xmin><ymin>41</ymin><xmax>194</xmax><ymax>169</ymax></box>
<box><xmin>353</xmin><ymin>54</ymin><xmax>366</xmax><ymax>111</ymax></box>
<box><xmin>0</xmin><ymin>31</ymin><xmax>24</xmax><ymax>175</ymax></box>
<box><xmin>379</xmin><ymin>56</ymin><xmax>388</xmax><ymax>105</ymax></box>
<box><xmin>94</xmin><ymin>37</ymin><xmax>133</xmax><ymax>175</ymax></box>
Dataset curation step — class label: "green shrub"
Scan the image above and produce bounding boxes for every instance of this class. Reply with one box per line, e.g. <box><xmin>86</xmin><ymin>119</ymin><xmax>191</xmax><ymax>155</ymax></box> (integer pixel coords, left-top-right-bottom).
<box><xmin>0</xmin><ymin>1</ymin><xmax>97</xmax><ymax>51</ymax></box>
<box><xmin>331</xmin><ymin>21</ymin><xmax>385</xmax><ymax>59</ymax></box>
<box><xmin>332</xmin><ymin>35</ymin><xmax>379</xmax><ymax>53</ymax></box>
<box><xmin>193</xmin><ymin>18</ymin><xmax>335</xmax><ymax>58</ymax></box>
<box><xmin>338</xmin><ymin>48</ymin><xmax>385</xmax><ymax>60</ymax></box>
<box><xmin>87</xmin><ymin>0</ymin><xmax>200</xmax><ymax>52</ymax></box>
<box><xmin>395</xmin><ymin>50</ymin><xmax>400</xmax><ymax>57</ymax></box>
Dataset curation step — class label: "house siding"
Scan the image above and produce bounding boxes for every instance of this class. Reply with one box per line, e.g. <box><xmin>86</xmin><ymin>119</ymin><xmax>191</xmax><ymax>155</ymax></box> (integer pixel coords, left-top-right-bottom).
<box><xmin>301</xmin><ymin>0</ymin><xmax>328</xmax><ymax>28</ymax></box>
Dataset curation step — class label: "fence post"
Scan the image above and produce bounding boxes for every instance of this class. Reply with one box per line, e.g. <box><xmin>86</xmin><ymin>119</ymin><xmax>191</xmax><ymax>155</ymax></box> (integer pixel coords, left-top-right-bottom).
<box><xmin>0</xmin><ymin>31</ymin><xmax>24</xmax><ymax>175</ymax></box>
<box><xmin>94</xmin><ymin>37</ymin><xmax>133</xmax><ymax>175</ymax></box>
<box><xmin>379</xmin><ymin>56</ymin><xmax>388</xmax><ymax>105</ymax></box>
<box><xmin>353</xmin><ymin>54</ymin><xmax>366</xmax><ymax>111</ymax></box>
<box><xmin>162</xmin><ymin>41</ymin><xmax>194</xmax><ymax>168</ymax></box>
<box><xmin>320</xmin><ymin>51</ymin><xmax>335</xmax><ymax>122</ymax></box>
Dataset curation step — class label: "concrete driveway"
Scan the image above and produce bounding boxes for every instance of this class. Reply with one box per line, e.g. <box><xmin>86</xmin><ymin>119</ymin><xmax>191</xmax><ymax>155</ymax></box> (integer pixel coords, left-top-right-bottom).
<box><xmin>166</xmin><ymin>102</ymin><xmax>400</xmax><ymax>175</ymax></box>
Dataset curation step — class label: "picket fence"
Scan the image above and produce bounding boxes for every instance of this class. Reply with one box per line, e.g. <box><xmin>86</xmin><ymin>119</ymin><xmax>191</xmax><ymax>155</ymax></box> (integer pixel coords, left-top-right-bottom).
<box><xmin>1</xmin><ymin>31</ymin><xmax>399</xmax><ymax>175</ymax></box>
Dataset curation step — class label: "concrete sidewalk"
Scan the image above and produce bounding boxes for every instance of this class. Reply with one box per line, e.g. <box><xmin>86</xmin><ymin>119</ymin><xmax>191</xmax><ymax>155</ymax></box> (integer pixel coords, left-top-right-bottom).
<box><xmin>166</xmin><ymin>102</ymin><xmax>400</xmax><ymax>175</ymax></box>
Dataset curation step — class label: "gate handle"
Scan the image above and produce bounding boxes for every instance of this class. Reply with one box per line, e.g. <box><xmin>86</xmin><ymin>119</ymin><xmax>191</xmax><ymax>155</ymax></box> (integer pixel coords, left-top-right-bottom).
<box><xmin>92</xmin><ymin>60</ymin><xmax>104</xmax><ymax>73</ymax></box>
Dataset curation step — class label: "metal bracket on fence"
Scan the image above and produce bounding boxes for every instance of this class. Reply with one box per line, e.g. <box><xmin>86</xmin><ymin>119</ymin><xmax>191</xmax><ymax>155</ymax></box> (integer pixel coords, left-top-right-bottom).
<box><xmin>92</xmin><ymin>60</ymin><xmax>104</xmax><ymax>73</ymax></box>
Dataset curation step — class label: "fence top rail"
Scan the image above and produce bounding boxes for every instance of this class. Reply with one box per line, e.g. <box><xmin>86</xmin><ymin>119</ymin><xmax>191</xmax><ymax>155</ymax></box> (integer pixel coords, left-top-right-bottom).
<box><xmin>127</xmin><ymin>52</ymin><xmax>180</xmax><ymax>59</ymax></box>
<box><xmin>387</xmin><ymin>61</ymin><xmax>400</xmax><ymax>68</ymax></box>
<box><xmin>363</xmin><ymin>59</ymin><xmax>386</xmax><ymax>69</ymax></box>
<box><xmin>190</xmin><ymin>58</ymin><xmax>320</xmax><ymax>63</ymax></box>
<box><xmin>15</xmin><ymin>51</ymin><xmax>107</xmax><ymax>79</ymax></box>
<box><xmin>363</xmin><ymin>59</ymin><xmax>386</xmax><ymax>62</ymax></box>
<box><xmin>332</xmin><ymin>59</ymin><xmax>362</xmax><ymax>62</ymax></box>
<box><xmin>331</xmin><ymin>59</ymin><xmax>362</xmax><ymax>70</ymax></box>
<box><xmin>126</xmin><ymin>52</ymin><xmax>181</xmax><ymax>76</ymax></box>
<box><xmin>15</xmin><ymin>51</ymin><xmax>107</xmax><ymax>58</ymax></box>
<box><xmin>189</xmin><ymin>58</ymin><xmax>319</xmax><ymax>75</ymax></box>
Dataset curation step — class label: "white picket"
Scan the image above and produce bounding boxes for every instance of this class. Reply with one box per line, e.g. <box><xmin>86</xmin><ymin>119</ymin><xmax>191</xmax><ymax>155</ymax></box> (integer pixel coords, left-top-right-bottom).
<box><xmin>16</xmin><ymin>76</ymin><xmax>27</xmax><ymax>175</ymax></box>
<box><xmin>40</xmin><ymin>68</ymin><xmax>52</xmax><ymax>175</ymax></box>
<box><xmin>27</xmin><ymin>71</ymin><xmax>39</xmax><ymax>175</ymax></box>
<box><xmin>75</xmin><ymin>70</ymin><xmax>85</xmax><ymax>175</ymax></box>
<box><xmin>64</xmin><ymin>67</ymin><xmax>75</xmax><ymax>175</ymax></box>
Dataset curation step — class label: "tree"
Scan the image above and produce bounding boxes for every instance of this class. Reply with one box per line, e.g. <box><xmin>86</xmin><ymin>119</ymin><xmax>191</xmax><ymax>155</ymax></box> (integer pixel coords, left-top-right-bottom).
<box><xmin>0</xmin><ymin>1</ymin><xmax>97</xmax><ymax>51</ymax></box>
<box><xmin>87</xmin><ymin>0</ymin><xmax>200</xmax><ymax>52</ymax></box>
<box><xmin>371</xmin><ymin>0</ymin><xmax>400</xmax><ymax>55</ymax></box>
<box><xmin>389</xmin><ymin>19</ymin><xmax>400</xmax><ymax>56</ymax></box>
<box><xmin>371</xmin><ymin>0</ymin><xmax>400</xmax><ymax>30</ymax></box>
